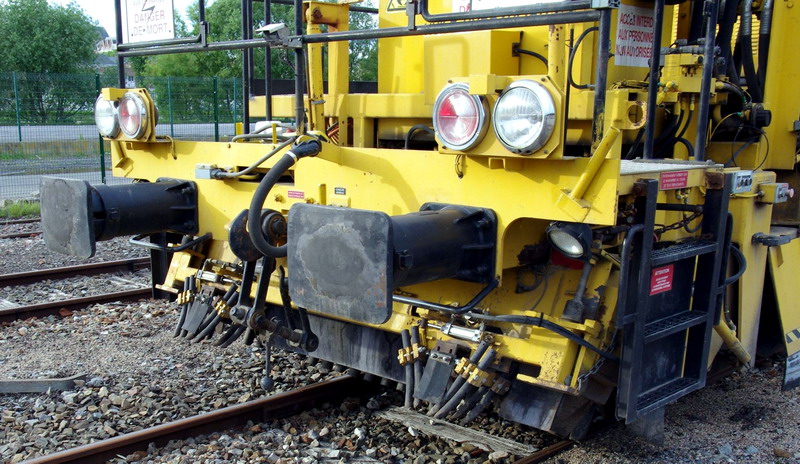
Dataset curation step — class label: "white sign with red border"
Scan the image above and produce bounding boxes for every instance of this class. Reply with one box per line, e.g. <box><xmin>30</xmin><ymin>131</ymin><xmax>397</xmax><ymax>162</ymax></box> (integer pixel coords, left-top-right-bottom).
<box><xmin>452</xmin><ymin>0</ymin><xmax>562</xmax><ymax>12</ymax></box>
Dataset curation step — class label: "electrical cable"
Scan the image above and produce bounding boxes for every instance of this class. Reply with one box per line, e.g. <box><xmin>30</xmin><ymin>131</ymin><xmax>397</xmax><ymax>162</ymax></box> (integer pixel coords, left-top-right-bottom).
<box><xmin>568</xmin><ymin>26</ymin><xmax>599</xmax><ymax>90</ymax></box>
<box><xmin>404</xmin><ymin>124</ymin><xmax>435</xmax><ymax>150</ymax></box>
<box><xmin>466</xmin><ymin>312</ymin><xmax>619</xmax><ymax>361</ymax></box>
<box><xmin>214</xmin><ymin>137</ymin><xmax>296</xmax><ymax>179</ymax></box>
<box><xmin>248</xmin><ymin>139</ymin><xmax>322</xmax><ymax>258</ymax></box>
<box><xmin>725</xmin><ymin>244</ymin><xmax>747</xmax><ymax>286</ymax></box>
<box><xmin>513</xmin><ymin>46</ymin><xmax>548</xmax><ymax>66</ymax></box>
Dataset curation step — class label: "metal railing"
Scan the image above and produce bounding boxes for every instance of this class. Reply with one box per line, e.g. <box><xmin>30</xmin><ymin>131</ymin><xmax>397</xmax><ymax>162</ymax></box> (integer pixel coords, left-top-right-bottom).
<box><xmin>0</xmin><ymin>72</ymin><xmax>243</xmax><ymax>200</ymax></box>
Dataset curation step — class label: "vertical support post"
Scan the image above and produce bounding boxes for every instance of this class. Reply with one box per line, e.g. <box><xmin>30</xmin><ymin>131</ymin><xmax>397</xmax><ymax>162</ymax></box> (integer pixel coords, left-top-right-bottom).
<box><xmin>167</xmin><ymin>76</ymin><xmax>175</xmax><ymax>138</ymax></box>
<box><xmin>294</xmin><ymin>0</ymin><xmax>307</xmax><ymax>134</ymax></box>
<box><xmin>213</xmin><ymin>77</ymin><xmax>220</xmax><ymax>142</ymax></box>
<box><xmin>591</xmin><ymin>9</ymin><xmax>612</xmax><ymax>149</ymax></box>
<box><xmin>241</xmin><ymin>0</ymin><xmax>252</xmax><ymax>134</ymax></box>
<box><xmin>693</xmin><ymin>0</ymin><xmax>720</xmax><ymax>161</ymax></box>
<box><xmin>233</xmin><ymin>78</ymin><xmax>238</xmax><ymax>130</ymax></box>
<box><xmin>114</xmin><ymin>0</ymin><xmax>125</xmax><ymax>87</ymax></box>
<box><xmin>95</xmin><ymin>73</ymin><xmax>106</xmax><ymax>184</ymax></box>
<box><xmin>643</xmin><ymin>0</ymin><xmax>666</xmax><ymax>159</ymax></box>
<box><xmin>12</xmin><ymin>72</ymin><xmax>22</xmax><ymax>142</ymax></box>
<box><xmin>265</xmin><ymin>0</ymin><xmax>273</xmax><ymax>120</ymax></box>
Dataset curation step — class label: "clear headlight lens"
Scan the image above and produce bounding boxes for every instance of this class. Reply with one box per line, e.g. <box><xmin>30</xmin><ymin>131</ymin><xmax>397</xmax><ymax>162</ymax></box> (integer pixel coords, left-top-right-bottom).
<box><xmin>493</xmin><ymin>80</ymin><xmax>556</xmax><ymax>155</ymax></box>
<box><xmin>432</xmin><ymin>83</ymin><xmax>488</xmax><ymax>151</ymax></box>
<box><xmin>118</xmin><ymin>92</ymin><xmax>149</xmax><ymax>139</ymax></box>
<box><xmin>94</xmin><ymin>96</ymin><xmax>119</xmax><ymax>138</ymax></box>
<box><xmin>546</xmin><ymin>222</ymin><xmax>592</xmax><ymax>259</ymax></box>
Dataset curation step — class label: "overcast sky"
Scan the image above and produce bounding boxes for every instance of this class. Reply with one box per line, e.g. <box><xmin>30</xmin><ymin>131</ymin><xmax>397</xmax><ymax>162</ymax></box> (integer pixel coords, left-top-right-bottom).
<box><xmin>49</xmin><ymin>0</ymin><xmax>196</xmax><ymax>38</ymax></box>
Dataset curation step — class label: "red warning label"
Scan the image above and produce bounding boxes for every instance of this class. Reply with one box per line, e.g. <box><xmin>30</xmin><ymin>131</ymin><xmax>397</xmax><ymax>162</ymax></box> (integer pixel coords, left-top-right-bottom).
<box><xmin>650</xmin><ymin>265</ymin><xmax>674</xmax><ymax>295</ymax></box>
<box><xmin>287</xmin><ymin>190</ymin><xmax>305</xmax><ymax>199</ymax></box>
<box><xmin>659</xmin><ymin>171</ymin><xmax>689</xmax><ymax>190</ymax></box>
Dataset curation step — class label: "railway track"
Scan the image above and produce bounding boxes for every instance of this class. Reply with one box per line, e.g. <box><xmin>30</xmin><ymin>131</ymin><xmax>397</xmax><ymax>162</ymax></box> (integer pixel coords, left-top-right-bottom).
<box><xmin>0</xmin><ymin>217</ymin><xmax>41</xmax><ymax>239</ymax></box>
<box><xmin>0</xmin><ymin>257</ymin><xmax>149</xmax><ymax>287</ymax></box>
<box><xmin>0</xmin><ymin>258</ymin><xmax>152</xmax><ymax>323</ymax></box>
<box><xmin>23</xmin><ymin>375</ymin><xmax>378</xmax><ymax>464</ymax></box>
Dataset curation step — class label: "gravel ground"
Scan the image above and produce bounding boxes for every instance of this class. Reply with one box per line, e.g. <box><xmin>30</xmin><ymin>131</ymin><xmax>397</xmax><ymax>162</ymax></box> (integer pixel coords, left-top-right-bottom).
<box><xmin>0</xmin><ymin>219</ymin><xmax>147</xmax><ymax>274</ymax></box>
<box><xmin>2</xmin><ymin>217</ymin><xmax>800</xmax><ymax>464</ymax></box>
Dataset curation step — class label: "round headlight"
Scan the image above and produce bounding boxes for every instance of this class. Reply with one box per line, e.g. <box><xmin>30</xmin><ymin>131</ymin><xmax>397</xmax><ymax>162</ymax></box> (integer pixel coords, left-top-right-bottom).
<box><xmin>546</xmin><ymin>222</ymin><xmax>592</xmax><ymax>259</ymax></box>
<box><xmin>493</xmin><ymin>80</ymin><xmax>556</xmax><ymax>155</ymax></box>
<box><xmin>118</xmin><ymin>92</ymin><xmax>149</xmax><ymax>139</ymax></box>
<box><xmin>432</xmin><ymin>83</ymin><xmax>489</xmax><ymax>151</ymax></box>
<box><xmin>94</xmin><ymin>96</ymin><xmax>119</xmax><ymax>138</ymax></box>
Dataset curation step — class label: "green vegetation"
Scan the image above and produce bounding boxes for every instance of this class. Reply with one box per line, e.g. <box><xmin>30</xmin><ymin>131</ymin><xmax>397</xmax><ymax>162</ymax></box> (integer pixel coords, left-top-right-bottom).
<box><xmin>0</xmin><ymin>0</ymin><xmax>101</xmax><ymax>123</ymax></box>
<box><xmin>0</xmin><ymin>200</ymin><xmax>40</xmax><ymax>218</ymax></box>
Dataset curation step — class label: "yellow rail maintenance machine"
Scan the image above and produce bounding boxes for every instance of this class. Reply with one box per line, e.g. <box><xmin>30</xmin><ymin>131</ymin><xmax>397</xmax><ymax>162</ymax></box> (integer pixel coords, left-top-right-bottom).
<box><xmin>40</xmin><ymin>0</ymin><xmax>800</xmax><ymax>438</ymax></box>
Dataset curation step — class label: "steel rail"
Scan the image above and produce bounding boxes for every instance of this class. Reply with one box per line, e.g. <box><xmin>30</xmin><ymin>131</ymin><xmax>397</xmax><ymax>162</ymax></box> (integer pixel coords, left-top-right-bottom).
<box><xmin>24</xmin><ymin>375</ymin><xmax>376</xmax><ymax>464</ymax></box>
<box><xmin>0</xmin><ymin>258</ymin><xmax>150</xmax><ymax>288</ymax></box>
<box><xmin>0</xmin><ymin>288</ymin><xmax>151</xmax><ymax>323</ymax></box>
<box><xmin>0</xmin><ymin>231</ymin><xmax>41</xmax><ymax>239</ymax></box>
<box><xmin>0</xmin><ymin>218</ymin><xmax>39</xmax><ymax>225</ymax></box>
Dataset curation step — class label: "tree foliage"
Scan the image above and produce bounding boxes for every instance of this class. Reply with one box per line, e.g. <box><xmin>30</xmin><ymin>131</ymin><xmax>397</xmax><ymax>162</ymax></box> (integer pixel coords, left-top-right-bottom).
<box><xmin>0</xmin><ymin>0</ymin><xmax>100</xmax><ymax>122</ymax></box>
<box><xmin>144</xmin><ymin>0</ymin><xmax>377</xmax><ymax>82</ymax></box>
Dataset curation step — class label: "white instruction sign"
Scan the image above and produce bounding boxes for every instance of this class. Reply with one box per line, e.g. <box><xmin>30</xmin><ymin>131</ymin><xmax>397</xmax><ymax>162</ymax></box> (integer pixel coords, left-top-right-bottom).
<box><xmin>452</xmin><ymin>0</ymin><xmax>561</xmax><ymax>12</ymax></box>
<box><xmin>615</xmin><ymin>3</ymin><xmax>655</xmax><ymax>68</ymax></box>
<box><xmin>125</xmin><ymin>0</ymin><xmax>175</xmax><ymax>43</ymax></box>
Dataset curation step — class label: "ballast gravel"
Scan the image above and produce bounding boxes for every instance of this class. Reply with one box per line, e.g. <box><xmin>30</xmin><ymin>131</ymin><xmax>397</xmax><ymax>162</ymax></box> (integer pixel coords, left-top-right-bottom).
<box><xmin>1</xmin><ymin>217</ymin><xmax>799</xmax><ymax>463</ymax></box>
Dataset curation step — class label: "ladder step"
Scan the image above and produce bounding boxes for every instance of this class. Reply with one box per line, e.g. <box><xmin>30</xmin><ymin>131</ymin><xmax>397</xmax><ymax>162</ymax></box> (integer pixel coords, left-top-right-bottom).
<box><xmin>644</xmin><ymin>311</ymin><xmax>707</xmax><ymax>342</ymax></box>
<box><xmin>651</xmin><ymin>240</ymin><xmax>717</xmax><ymax>266</ymax></box>
<box><xmin>636</xmin><ymin>377</ymin><xmax>697</xmax><ymax>412</ymax></box>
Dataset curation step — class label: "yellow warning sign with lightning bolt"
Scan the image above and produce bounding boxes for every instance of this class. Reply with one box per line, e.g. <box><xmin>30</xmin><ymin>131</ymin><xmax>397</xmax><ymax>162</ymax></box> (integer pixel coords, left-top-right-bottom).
<box><xmin>387</xmin><ymin>0</ymin><xmax>407</xmax><ymax>12</ymax></box>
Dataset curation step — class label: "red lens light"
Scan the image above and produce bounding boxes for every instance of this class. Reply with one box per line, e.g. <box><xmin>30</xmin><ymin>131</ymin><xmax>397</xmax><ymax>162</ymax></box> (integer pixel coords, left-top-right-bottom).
<box><xmin>432</xmin><ymin>84</ymin><xmax>486</xmax><ymax>151</ymax></box>
<box><xmin>118</xmin><ymin>93</ymin><xmax>147</xmax><ymax>139</ymax></box>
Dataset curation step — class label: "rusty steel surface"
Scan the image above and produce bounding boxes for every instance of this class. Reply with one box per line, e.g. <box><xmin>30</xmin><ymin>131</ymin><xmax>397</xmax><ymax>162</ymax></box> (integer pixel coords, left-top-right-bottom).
<box><xmin>0</xmin><ymin>231</ymin><xmax>41</xmax><ymax>239</ymax></box>
<box><xmin>23</xmin><ymin>375</ymin><xmax>376</xmax><ymax>464</ymax></box>
<box><xmin>0</xmin><ymin>288</ymin><xmax>152</xmax><ymax>323</ymax></box>
<box><xmin>0</xmin><ymin>218</ymin><xmax>39</xmax><ymax>225</ymax></box>
<box><xmin>512</xmin><ymin>439</ymin><xmax>575</xmax><ymax>464</ymax></box>
<box><xmin>0</xmin><ymin>258</ymin><xmax>150</xmax><ymax>288</ymax></box>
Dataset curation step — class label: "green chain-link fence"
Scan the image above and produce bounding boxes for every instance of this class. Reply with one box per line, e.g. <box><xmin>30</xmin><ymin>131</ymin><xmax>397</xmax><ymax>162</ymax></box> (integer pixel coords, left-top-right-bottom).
<box><xmin>0</xmin><ymin>72</ymin><xmax>243</xmax><ymax>200</ymax></box>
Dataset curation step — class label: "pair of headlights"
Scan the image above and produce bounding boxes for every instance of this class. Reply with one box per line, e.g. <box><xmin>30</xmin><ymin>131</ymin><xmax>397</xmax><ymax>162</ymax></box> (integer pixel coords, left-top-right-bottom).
<box><xmin>432</xmin><ymin>80</ymin><xmax>557</xmax><ymax>154</ymax></box>
<box><xmin>94</xmin><ymin>92</ymin><xmax>152</xmax><ymax>139</ymax></box>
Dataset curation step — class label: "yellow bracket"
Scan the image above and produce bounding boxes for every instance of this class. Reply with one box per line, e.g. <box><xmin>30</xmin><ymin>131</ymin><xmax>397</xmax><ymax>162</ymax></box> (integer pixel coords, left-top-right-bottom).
<box><xmin>214</xmin><ymin>299</ymin><xmax>231</xmax><ymax>318</ymax></box>
<box><xmin>176</xmin><ymin>290</ymin><xmax>194</xmax><ymax>306</ymax></box>
<box><xmin>397</xmin><ymin>346</ymin><xmax>413</xmax><ymax>366</ymax></box>
<box><xmin>557</xmin><ymin>127</ymin><xmax>621</xmax><ymax>221</ymax></box>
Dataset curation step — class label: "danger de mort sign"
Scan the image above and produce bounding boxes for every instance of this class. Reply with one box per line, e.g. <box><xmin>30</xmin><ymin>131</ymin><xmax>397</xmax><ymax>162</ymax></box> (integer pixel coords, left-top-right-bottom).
<box><xmin>126</xmin><ymin>0</ymin><xmax>175</xmax><ymax>44</ymax></box>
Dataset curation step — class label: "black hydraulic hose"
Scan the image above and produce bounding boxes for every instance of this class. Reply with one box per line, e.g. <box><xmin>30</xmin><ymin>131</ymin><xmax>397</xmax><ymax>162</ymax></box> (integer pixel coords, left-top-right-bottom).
<box><xmin>725</xmin><ymin>244</ymin><xmax>747</xmax><ymax>286</ymax></box>
<box><xmin>694</xmin><ymin>0</ymin><xmax>721</xmax><ymax>161</ymax></box>
<box><xmin>643</xmin><ymin>0</ymin><xmax>666</xmax><ymax>159</ymax></box>
<box><xmin>410</xmin><ymin>325</ymin><xmax>424</xmax><ymax>408</ymax></box>
<box><xmin>468</xmin><ymin>312</ymin><xmax>619</xmax><ymax>361</ymax></box>
<box><xmin>568</xmin><ymin>26</ymin><xmax>598</xmax><ymax>90</ymax></box>
<box><xmin>173</xmin><ymin>278</ymin><xmax>190</xmax><ymax>337</ymax></box>
<box><xmin>462</xmin><ymin>387</ymin><xmax>496</xmax><ymax>424</ymax></box>
<box><xmin>393</xmin><ymin>279</ymin><xmax>499</xmax><ymax>315</ymax></box>
<box><xmin>218</xmin><ymin>325</ymin><xmax>246</xmax><ymax>348</ymax></box>
<box><xmin>451</xmin><ymin>385</ymin><xmax>488</xmax><ymax>421</ymax></box>
<box><xmin>404</xmin><ymin>124</ymin><xmax>435</xmax><ymax>150</ymax></box>
<box><xmin>625</xmin><ymin>128</ymin><xmax>646</xmax><ymax>160</ymax></box>
<box><xmin>716</xmin><ymin>0</ymin><xmax>741</xmax><ymax>82</ymax></box>
<box><xmin>401</xmin><ymin>329</ymin><xmax>414</xmax><ymax>408</ymax></box>
<box><xmin>192</xmin><ymin>291</ymin><xmax>239</xmax><ymax>343</ymax></box>
<box><xmin>676</xmin><ymin>109</ymin><xmax>694</xmax><ymax>140</ymax></box>
<box><xmin>248</xmin><ymin>140</ymin><xmax>323</xmax><ymax>258</ymax></box>
<box><xmin>615</xmin><ymin>225</ymin><xmax>643</xmax><ymax>328</ymax></box>
<box><xmin>674</xmin><ymin>137</ymin><xmax>695</xmax><ymax>158</ymax></box>
<box><xmin>758</xmin><ymin>0</ymin><xmax>774</xmax><ymax>91</ymax></box>
<box><xmin>428</xmin><ymin>338</ymin><xmax>491</xmax><ymax>416</ymax></box>
<box><xmin>514</xmin><ymin>46</ymin><xmax>549</xmax><ymax>67</ymax></box>
<box><xmin>739</xmin><ymin>0</ymin><xmax>763</xmax><ymax>103</ymax></box>
<box><xmin>192</xmin><ymin>314</ymin><xmax>221</xmax><ymax>342</ymax></box>
<box><xmin>434</xmin><ymin>348</ymin><xmax>497</xmax><ymax>420</ymax></box>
